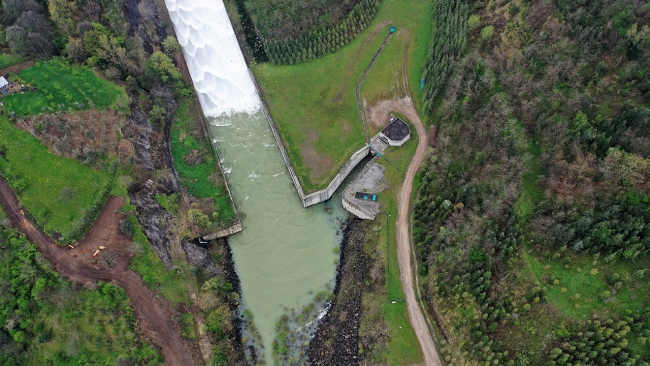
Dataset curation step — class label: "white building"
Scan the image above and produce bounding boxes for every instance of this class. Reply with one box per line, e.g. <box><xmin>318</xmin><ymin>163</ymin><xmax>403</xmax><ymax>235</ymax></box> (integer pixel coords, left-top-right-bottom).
<box><xmin>0</xmin><ymin>77</ymin><xmax>9</xmax><ymax>91</ymax></box>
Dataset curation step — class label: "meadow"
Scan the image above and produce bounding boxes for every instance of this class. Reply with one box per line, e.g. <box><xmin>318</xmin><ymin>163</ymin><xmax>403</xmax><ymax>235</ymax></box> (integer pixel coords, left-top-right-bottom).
<box><xmin>251</xmin><ymin>0</ymin><xmax>432</xmax><ymax>192</ymax></box>
<box><xmin>0</xmin><ymin>116</ymin><xmax>112</xmax><ymax>242</ymax></box>
<box><xmin>3</xmin><ymin>59</ymin><xmax>128</xmax><ymax>117</ymax></box>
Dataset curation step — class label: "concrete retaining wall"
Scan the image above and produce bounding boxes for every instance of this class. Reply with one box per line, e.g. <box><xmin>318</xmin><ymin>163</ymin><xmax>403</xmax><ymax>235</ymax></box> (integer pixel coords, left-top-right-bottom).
<box><xmin>341</xmin><ymin>155</ymin><xmax>380</xmax><ymax>220</ymax></box>
<box><xmin>342</xmin><ymin>196</ymin><xmax>377</xmax><ymax>220</ymax></box>
<box><xmin>248</xmin><ymin>69</ymin><xmax>371</xmax><ymax>207</ymax></box>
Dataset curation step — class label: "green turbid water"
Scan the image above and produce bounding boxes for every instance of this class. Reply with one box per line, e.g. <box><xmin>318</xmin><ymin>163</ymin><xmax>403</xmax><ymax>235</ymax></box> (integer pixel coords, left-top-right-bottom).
<box><xmin>210</xmin><ymin>112</ymin><xmax>344</xmax><ymax>363</ymax></box>
<box><xmin>163</xmin><ymin>0</ymin><xmax>346</xmax><ymax>363</ymax></box>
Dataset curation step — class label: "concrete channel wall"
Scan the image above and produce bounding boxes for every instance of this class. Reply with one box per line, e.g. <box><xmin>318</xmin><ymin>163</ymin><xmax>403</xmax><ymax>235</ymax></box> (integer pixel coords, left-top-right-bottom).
<box><xmin>248</xmin><ymin>69</ymin><xmax>372</xmax><ymax>208</ymax></box>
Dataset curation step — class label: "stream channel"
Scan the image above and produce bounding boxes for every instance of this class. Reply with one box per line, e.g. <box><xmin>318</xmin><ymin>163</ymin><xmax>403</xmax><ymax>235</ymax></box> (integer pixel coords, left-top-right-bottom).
<box><xmin>164</xmin><ymin>0</ymin><xmax>352</xmax><ymax>363</ymax></box>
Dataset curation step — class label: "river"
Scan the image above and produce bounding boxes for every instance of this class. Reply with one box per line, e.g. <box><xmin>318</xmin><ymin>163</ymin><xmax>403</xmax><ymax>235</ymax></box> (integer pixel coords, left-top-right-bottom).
<box><xmin>163</xmin><ymin>0</ymin><xmax>347</xmax><ymax>363</ymax></box>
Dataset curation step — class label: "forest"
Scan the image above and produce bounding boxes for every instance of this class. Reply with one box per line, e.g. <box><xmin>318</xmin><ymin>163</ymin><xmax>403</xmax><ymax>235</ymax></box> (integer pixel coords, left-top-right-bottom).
<box><xmin>415</xmin><ymin>0</ymin><xmax>650</xmax><ymax>364</ymax></box>
<box><xmin>0</xmin><ymin>0</ymin><xmax>242</xmax><ymax>364</ymax></box>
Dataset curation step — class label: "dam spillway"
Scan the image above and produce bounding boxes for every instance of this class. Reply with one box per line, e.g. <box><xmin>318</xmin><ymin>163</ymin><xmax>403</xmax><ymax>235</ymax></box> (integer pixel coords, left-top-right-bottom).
<box><xmin>163</xmin><ymin>0</ymin><xmax>346</xmax><ymax>363</ymax></box>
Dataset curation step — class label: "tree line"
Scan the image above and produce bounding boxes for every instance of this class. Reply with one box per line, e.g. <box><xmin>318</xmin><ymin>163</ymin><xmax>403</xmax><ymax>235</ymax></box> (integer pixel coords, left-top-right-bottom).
<box><xmin>420</xmin><ymin>0</ymin><xmax>467</xmax><ymax>115</ymax></box>
<box><xmin>263</xmin><ymin>0</ymin><xmax>380</xmax><ymax>65</ymax></box>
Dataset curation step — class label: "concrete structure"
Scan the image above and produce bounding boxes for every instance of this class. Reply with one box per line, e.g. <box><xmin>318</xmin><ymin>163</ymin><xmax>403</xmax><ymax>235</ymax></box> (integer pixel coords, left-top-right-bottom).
<box><xmin>249</xmin><ymin>69</ymin><xmax>373</xmax><ymax>207</ymax></box>
<box><xmin>203</xmin><ymin>222</ymin><xmax>243</xmax><ymax>240</ymax></box>
<box><xmin>342</xmin><ymin>156</ymin><xmax>385</xmax><ymax>220</ymax></box>
<box><xmin>380</xmin><ymin>117</ymin><xmax>411</xmax><ymax>146</ymax></box>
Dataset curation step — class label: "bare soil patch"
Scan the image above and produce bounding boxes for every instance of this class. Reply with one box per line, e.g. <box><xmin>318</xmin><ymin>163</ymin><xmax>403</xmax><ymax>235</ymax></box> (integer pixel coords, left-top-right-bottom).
<box><xmin>0</xmin><ymin>60</ymin><xmax>35</xmax><ymax>77</ymax></box>
<box><xmin>0</xmin><ymin>178</ymin><xmax>197</xmax><ymax>365</ymax></box>
<box><xmin>365</xmin><ymin>96</ymin><xmax>418</xmax><ymax>135</ymax></box>
<box><xmin>300</xmin><ymin>128</ymin><xmax>334</xmax><ymax>183</ymax></box>
<box><xmin>15</xmin><ymin>110</ymin><xmax>130</xmax><ymax>162</ymax></box>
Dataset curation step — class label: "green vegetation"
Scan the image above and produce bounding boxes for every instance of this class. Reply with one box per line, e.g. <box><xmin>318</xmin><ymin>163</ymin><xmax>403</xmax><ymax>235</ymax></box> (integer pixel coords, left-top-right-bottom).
<box><xmin>0</xmin><ymin>227</ymin><xmax>162</xmax><ymax>365</ymax></box>
<box><xmin>3</xmin><ymin>59</ymin><xmax>128</xmax><ymax>117</ymax></box>
<box><xmin>170</xmin><ymin>99</ymin><xmax>236</xmax><ymax>235</ymax></box>
<box><xmin>0</xmin><ymin>53</ymin><xmax>24</xmax><ymax>69</ymax></box>
<box><xmin>237</xmin><ymin>0</ymin><xmax>364</xmax><ymax>42</ymax></box>
<box><xmin>122</xmin><ymin>200</ymin><xmax>191</xmax><ymax>304</ymax></box>
<box><xmin>252</xmin><ymin>0</ymin><xmax>432</xmax><ymax>191</ymax></box>
<box><xmin>413</xmin><ymin>0</ymin><xmax>650</xmax><ymax>364</ymax></box>
<box><xmin>263</xmin><ymin>0</ymin><xmax>380</xmax><ymax>65</ymax></box>
<box><xmin>0</xmin><ymin>116</ymin><xmax>112</xmax><ymax>242</ymax></box>
<box><xmin>420</xmin><ymin>0</ymin><xmax>467</xmax><ymax>115</ymax></box>
<box><xmin>356</xmin><ymin>116</ymin><xmax>423</xmax><ymax>364</ymax></box>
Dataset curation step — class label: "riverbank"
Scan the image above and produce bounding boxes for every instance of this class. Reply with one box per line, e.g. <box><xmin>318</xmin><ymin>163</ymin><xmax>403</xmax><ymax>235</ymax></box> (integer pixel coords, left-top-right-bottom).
<box><xmin>308</xmin><ymin>217</ymin><xmax>367</xmax><ymax>364</ymax></box>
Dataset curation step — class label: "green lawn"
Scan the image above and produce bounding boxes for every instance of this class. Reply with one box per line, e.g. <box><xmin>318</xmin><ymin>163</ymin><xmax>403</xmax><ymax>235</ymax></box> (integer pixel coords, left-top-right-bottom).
<box><xmin>3</xmin><ymin>59</ymin><xmax>128</xmax><ymax>117</ymax></box>
<box><xmin>170</xmin><ymin>99</ymin><xmax>236</xmax><ymax>234</ymax></box>
<box><xmin>0</xmin><ymin>53</ymin><xmax>24</xmax><ymax>69</ymax></box>
<box><xmin>0</xmin><ymin>116</ymin><xmax>112</xmax><ymax>242</ymax></box>
<box><xmin>251</xmin><ymin>0</ymin><xmax>432</xmax><ymax>192</ymax></box>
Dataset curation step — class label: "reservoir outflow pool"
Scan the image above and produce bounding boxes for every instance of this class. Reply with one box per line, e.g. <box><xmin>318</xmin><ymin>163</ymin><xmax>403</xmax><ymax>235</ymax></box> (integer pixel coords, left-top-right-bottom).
<box><xmin>163</xmin><ymin>0</ymin><xmax>346</xmax><ymax>363</ymax></box>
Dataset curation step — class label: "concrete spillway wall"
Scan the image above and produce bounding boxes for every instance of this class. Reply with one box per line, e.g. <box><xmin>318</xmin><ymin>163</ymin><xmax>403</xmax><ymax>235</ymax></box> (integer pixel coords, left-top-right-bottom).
<box><xmin>248</xmin><ymin>70</ymin><xmax>371</xmax><ymax>207</ymax></box>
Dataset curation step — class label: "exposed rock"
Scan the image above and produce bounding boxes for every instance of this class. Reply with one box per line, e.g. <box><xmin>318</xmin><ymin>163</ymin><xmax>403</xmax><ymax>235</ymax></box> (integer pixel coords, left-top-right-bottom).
<box><xmin>181</xmin><ymin>238</ymin><xmax>221</xmax><ymax>276</ymax></box>
<box><xmin>127</xmin><ymin>183</ymin><xmax>174</xmax><ymax>269</ymax></box>
<box><xmin>308</xmin><ymin>218</ymin><xmax>366</xmax><ymax>366</ymax></box>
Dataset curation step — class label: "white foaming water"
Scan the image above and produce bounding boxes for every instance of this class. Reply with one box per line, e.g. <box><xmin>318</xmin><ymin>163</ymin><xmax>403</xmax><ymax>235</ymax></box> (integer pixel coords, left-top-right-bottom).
<box><xmin>164</xmin><ymin>0</ymin><xmax>261</xmax><ymax>116</ymax></box>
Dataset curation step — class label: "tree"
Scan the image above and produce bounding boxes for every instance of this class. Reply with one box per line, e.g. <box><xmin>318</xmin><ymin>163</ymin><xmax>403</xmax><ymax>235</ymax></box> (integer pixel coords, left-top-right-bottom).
<box><xmin>119</xmin><ymin>219</ymin><xmax>132</xmax><ymax>238</ymax></box>
<box><xmin>162</xmin><ymin>35</ymin><xmax>181</xmax><ymax>56</ymax></box>
<box><xmin>6</xmin><ymin>12</ymin><xmax>53</xmax><ymax>57</ymax></box>
<box><xmin>146</xmin><ymin>51</ymin><xmax>182</xmax><ymax>84</ymax></box>
<box><xmin>48</xmin><ymin>0</ymin><xmax>77</xmax><ymax>36</ymax></box>
<box><xmin>3</xmin><ymin>0</ymin><xmax>43</xmax><ymax>23</ymax></box>
<box><xmin>188</xmin><ymin>208</ymin><xmax>211</xmax><ymax>231</ymax></box>
<box><xmin>481</xmin><ymin>26</ymin><xmax>494</xmax><ymax>40</ymax></box>
<box><xmin>148</xmin><ymin>105</ymin><xmax>166</xmax><ymax>125</ymax></box>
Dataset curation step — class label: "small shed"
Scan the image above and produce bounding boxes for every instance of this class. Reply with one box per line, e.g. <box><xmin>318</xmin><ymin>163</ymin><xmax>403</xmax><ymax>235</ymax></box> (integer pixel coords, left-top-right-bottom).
<box><xmin>379</xmin><ymin>117</ymin><xmax>411</xmax><ymax>146</ymax></box>
<box><xmin>0</xmin><ymin>77</ymin><xmax>9</xmax><ymax>91</ymax></box>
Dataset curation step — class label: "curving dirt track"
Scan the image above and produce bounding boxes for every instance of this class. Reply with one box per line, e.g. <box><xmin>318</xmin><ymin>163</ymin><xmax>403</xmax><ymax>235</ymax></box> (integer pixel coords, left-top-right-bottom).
<box><xmin>386</xmin><ymin>97</ymin><xmax>442</xmax><ymax>366</ymax></box>
<box><xmin>0</xmin><ymin>177</ymin><xmax>195</xmax><ymax>366</ymax></box>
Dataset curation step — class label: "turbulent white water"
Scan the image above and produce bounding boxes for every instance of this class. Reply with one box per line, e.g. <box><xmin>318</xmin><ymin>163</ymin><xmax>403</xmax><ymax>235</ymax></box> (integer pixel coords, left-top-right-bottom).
<box><xmin>164</xmin><ymin>0</ymin><xmax>347</xmax><ymax>364</ymax></box>
<box><xmin>165</xmin><ymin>0</ymin><xmax>260</xmax><ymax>116</ymax></box>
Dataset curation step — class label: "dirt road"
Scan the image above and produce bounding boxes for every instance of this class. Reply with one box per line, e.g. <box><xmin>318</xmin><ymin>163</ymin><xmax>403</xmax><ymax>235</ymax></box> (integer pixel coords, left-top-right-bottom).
<box><xmin>386</xmin><ymin>97</ymin><xmax>442</xmax><ymax>366</ymax></box>
<box><xmin>0</xmin><ymin>177</ymin><xmax>195</xmax><ymax>366</ymax></box>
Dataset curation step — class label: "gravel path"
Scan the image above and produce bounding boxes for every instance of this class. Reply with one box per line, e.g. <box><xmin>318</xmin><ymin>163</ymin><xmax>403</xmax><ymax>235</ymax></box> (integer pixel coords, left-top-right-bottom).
<box><xmin>389</xmin><ymin>97</ymin><xmax>443</xmax><ymax>366</ymax></box>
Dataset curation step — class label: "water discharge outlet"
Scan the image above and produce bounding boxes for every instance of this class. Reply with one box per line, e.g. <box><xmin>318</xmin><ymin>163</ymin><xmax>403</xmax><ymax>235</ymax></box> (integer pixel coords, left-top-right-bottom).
<box><xmin>163</xmin><ymin>0</ymin><xmax>348</xmax><ymax>363</ymax></box>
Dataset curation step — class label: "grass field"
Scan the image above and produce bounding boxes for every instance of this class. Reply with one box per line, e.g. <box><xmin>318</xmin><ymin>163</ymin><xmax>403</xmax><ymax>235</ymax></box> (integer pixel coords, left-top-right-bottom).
<box><xmin>170</xmin><ymin>99</ymin><xmax>236</xmax><ymax>234</ymax></box>
<box><xmin>251</xmin><ymin>0</ymin><xmax>433</xmax><ymax>192</ymax></box>
<box><xmin>0</xmin><ymin>54</ymin><xmax>24</xmax><ymax>69</ymax></box>
<box><xmin>3</xmin><ymin>59</ymin><xmax>128</xmax><ymax>117</ymax></box>
<box><xmin>0</xmin><ymin>116</ymin><xmax>112</xmax><ymax>241</ymax></box>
